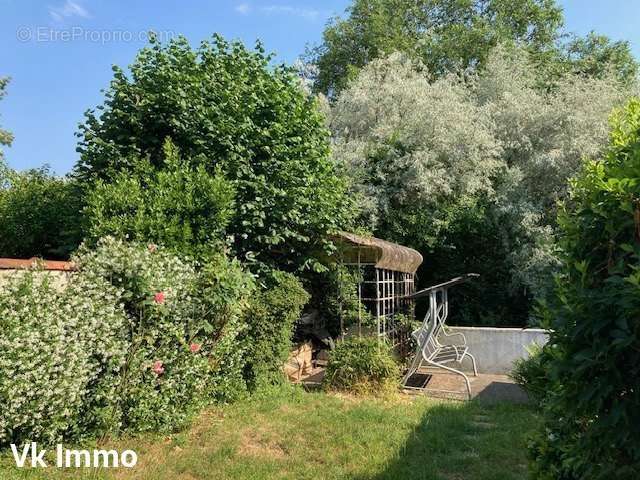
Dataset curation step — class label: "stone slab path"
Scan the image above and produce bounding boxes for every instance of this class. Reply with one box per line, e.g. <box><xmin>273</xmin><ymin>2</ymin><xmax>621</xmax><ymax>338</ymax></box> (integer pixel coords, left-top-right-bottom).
<box><xmin>403</xmin><ymin>369</ymin><xmax>529</xmax><ymax>403</ymax></box>
<box><xmin>298</xmin><ymin>367</ymin><xmax>529</xmax><ymax>404</ymax></box>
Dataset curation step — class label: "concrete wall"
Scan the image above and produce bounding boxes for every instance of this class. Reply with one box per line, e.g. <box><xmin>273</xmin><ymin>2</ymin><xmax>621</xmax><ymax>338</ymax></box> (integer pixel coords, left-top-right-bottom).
<box><xmin>447</xmin><ymin>326</ymin><xmax>549</xmax><ymax>374</ymax></box>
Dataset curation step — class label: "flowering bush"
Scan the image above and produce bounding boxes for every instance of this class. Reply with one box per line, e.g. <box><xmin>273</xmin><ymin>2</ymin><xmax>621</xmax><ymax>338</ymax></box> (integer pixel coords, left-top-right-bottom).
<box><xmin>0</xmin><ymin>237</ymin><xmax>256</xmax><ymax>445</ymax></box>
<box><xmin>0</xmin><ymin>268</ymin><xmax>128</xmax><ymax>445</ymax></box>
<box><xmin>74</xmin><ymin>237</ymin><xmax>255</xmax><ymax>433</ymax></box>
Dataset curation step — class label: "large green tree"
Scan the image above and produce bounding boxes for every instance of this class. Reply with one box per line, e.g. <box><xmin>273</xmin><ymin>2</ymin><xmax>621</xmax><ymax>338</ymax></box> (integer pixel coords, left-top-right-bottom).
<box><xmin>75</xmin><ymin>35</ymin><xmax>354</xmax><ymax>273</ymax></box>
<box><xmin>309</xmin><ymin>0</ymin><xmax>564</xmax><ymax>95</ymax></box>
<box><xmin>563</xmin><ymin>32</ymin><xmax>638</xmax><ymax>84</ymax></box>
<box><xmin>309</xmin><ymin>0</ymin><xmax>638</xmax><ymax>96</ymax></box>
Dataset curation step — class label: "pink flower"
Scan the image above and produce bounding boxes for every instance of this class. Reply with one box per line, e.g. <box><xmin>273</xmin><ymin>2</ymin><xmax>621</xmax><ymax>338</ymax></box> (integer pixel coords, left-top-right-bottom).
<box><xmin>148</xmin><ymin>244</ymin><xmax>158</xmax><ymax>253</ymax></box>
<box><xmin>152</xmin><ymin>360</ymin><xmax>165</xmax><ymax>375</ymax></box>
<box><xmin>189</xmin><ymin>343</ymin><xmax>201</xmax><ymax>353</ymax></box>
<box><xmin>154</xmin><ymin>292</ymin><xmax>165</xmax><ymax>304</ymax></box>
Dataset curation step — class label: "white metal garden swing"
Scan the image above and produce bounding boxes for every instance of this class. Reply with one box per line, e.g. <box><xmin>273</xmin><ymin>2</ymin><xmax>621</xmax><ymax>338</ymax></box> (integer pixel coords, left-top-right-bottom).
<box><xmin>402</xmin><ymin>274</ymin><xmax>479</xmax><ymax>399</ymax></box>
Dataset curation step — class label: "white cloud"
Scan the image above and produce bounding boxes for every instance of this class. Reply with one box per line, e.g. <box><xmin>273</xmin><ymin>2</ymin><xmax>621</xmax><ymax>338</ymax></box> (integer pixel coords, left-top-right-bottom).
<box><xmin>235</xmin><ymin>3</ymin><xmax>251</xmax><ymax>15</ymax></box>
<box><xmin>233</xmin><ymin>3</ymin><xmax>326</xmax><ymax>22</ymax></box>
<box><xmin>49</xmin><ymin>0</ymin><xmax>90</xmax><ymax>22</ymax></box>
<box><xmin>259</xmin><ymin>5</ymin><xmax>322</xmax><ymax>21</ymax></box>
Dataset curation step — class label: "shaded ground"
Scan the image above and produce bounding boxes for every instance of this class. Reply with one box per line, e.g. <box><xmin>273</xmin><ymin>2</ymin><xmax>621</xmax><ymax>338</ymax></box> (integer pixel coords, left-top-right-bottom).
<box><xmin>303</xmin><ymin>368</ymin><xmax>529</xmax><ymax>403</ymax></box>
<box><xmin>407</xmin><ymin>371</ymin><xmax>529</xmax><ymax>403</ymax></box>
<box><xmin>0</xmin><ymin>388</ymin><xmax>538</xmax><ymax>480</ymax></box>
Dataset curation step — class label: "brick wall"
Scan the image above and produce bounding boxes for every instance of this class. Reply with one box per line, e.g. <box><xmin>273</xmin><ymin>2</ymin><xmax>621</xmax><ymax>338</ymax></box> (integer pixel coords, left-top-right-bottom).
<box><xmin>0</xmin><ymin>258</ymin><xmax>75</xmax><ymax>289</ymax></box>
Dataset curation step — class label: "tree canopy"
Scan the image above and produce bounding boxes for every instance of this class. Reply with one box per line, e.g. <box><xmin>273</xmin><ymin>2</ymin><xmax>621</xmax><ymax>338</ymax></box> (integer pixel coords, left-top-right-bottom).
<box><xmin>564</xmin><ymin>32</ymin><xmax>638</xmax><ymax>84</ymax></box>
<box><xmin>309</xmin><ymin>0</ymin><xmax>637</xmax><ymax>96</ymax></box>
<box><xmin>75</xmin><ymin>35</ymin><xmax>355</xmax><ymax>273</ymax></box>
<box><xmin>309</xmin><ymin>0</ymin><xmax>563</xmax><ymax>94</ymax></box>
<box><xmin>330</xmin><ymin>46</ymin><xmax>632</xmax><ymax>323</ymax></box>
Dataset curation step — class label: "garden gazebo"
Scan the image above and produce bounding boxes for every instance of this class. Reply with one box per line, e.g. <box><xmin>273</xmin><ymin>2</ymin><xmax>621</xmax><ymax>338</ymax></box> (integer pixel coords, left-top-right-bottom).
<box><xmin>332</xmin><ymin>232</ymin><xmax>423</xmax><ymax>347</ymax></box>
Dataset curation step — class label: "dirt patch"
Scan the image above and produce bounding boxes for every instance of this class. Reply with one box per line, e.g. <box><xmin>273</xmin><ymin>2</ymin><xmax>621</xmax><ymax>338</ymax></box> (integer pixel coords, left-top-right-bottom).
<box><xmin>188</xmin><ymin>409</ymin><xmax>225</xmax><ymax>440</ymax></box>
<box><xmin>174</xmin><ymin>474</ymin><xmax>200</xmax><ymax>480</ymax></box>
<box><xmin>328</xmin><ymin>391</ymin><xmax>366</xmax><ymax>403</ymax></box>
<box><xmin>279</xmin><ymin>403</ymin><xmax>295</xmax><ymax>414</ymax></box>
<box><xmin>279</xmin><ymin>401</ymin><xmax>316</xmax><ymax>415</ymax></box>
<box><xmin>238</xmin><ymin>428</ymin><xmax>287</xmax><ymax>459</ymax></box>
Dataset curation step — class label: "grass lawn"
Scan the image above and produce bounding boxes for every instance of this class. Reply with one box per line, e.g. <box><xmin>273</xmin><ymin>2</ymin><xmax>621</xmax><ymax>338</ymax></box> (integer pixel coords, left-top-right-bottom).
<box><xmin>0</xmin><ymin>388</ymin><xmax>538</xmax><ymax>480</ymax></box>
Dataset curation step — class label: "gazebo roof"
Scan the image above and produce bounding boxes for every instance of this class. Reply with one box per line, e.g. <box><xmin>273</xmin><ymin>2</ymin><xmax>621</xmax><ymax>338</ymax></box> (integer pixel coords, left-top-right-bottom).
<box><xmin>333</xmin><ymin>231</ymin><xmax>423</xmax><ymax>274</ymax></box>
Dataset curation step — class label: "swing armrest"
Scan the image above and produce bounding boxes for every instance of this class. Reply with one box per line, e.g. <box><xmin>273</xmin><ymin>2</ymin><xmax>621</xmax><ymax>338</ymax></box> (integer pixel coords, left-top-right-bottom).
<box><xmin>439</xmin><ymin>329</ymin><xmax>467</xmax><ymax>345</ymax></box>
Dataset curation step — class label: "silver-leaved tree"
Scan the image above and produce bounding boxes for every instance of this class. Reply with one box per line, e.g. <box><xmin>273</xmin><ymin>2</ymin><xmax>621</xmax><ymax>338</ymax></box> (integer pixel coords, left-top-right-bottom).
<box><xmin>330</xmin><ymin>45</ymin><xmax>635</xmax><ymax>324</ymax></box>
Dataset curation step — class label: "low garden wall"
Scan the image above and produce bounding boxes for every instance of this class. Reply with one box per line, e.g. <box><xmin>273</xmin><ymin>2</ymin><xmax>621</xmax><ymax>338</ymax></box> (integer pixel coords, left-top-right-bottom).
<box><xmin>0</xmin><ymin>258</ymin><xmax>74</xmax><ymax>289</ymax></box>
<box><xmin>448</xmin><ymin>326</ymin><xmax>549</xmax><ymax>374</ymax></box>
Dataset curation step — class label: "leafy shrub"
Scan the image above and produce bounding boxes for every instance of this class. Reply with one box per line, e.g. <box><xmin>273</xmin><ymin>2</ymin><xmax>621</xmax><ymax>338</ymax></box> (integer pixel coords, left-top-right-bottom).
<box><xmin>84</xmin><ymin>140</ymin><xmax>235</xmax><ymax>258</ymax></box>
<box><xmin>0</xmin><ymin>163</ymin><xmax>83</xmax><ymax>259</ymax></box>
<box><xmin>242</xmin><ymin>271</ymin><xmax>310</xmax><ymax>390</ymax></box>
<box><xmin>76</xmin><ymin>34</ymin><xmax>355</xmax><ymax>273</ymax></box>
<box><xmin>306</xmin><ymin>265</ymin><xmax>373</xmax><ymax>337</ymax></box>
<box><xmin>530</xmin><ymin>99</ymin><xmax>640</xmax><ymax>479</ymax></box>
<box><xmin>324</xmin><ymin>337</ymin><xmax>399</xmax><ymax>394</ymax></box>
<box><xmin>0</xmin><ymin>268</ymin><xmax>128</xmax><ymax>445</ymax></box>
<box><xmin>196</xmin><ymin>251</ymin><xmax>256</xmax><ymax>403</ymax></box>
<box><xmin>510</xmin><ymin>344</ymin><xmax>550</xmax><ymax>405</ymax></box>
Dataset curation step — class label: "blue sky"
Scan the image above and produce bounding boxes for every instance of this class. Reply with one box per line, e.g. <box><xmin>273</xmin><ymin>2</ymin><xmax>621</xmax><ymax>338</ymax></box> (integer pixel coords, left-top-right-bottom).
<box><xmin>1</xmin><ymin>0</ymin><xmax>639</xmax><ymax>175</ymax></box>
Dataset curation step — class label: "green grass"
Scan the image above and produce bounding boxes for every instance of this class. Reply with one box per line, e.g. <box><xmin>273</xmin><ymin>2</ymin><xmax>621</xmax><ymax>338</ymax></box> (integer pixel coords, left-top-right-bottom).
<box><xmin>0</xmin><ymin>388</ymin><xmax>538</xmax><ymax>480</ymax></box>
